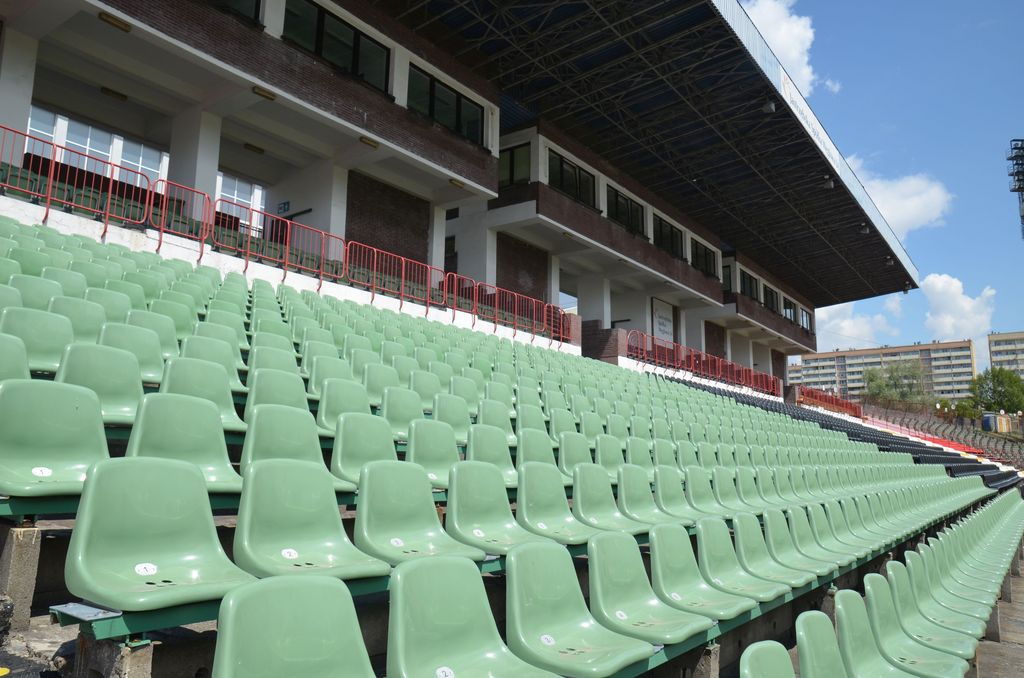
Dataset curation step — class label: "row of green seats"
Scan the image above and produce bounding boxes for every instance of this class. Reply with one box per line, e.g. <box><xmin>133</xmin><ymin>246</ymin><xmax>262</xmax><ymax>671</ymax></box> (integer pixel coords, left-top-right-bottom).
<box><xmin>741</xmin><ymin>490</ymin><xmax>1024</xmax><ymax>677</ymax></box>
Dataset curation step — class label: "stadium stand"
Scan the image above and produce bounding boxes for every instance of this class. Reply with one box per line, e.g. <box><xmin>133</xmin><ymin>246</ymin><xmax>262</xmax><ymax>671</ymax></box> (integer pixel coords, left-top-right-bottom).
<box><xmin>0</xmin><ymin>212</ymin><xmax>1017</xmax><ymax>676</ymax></box>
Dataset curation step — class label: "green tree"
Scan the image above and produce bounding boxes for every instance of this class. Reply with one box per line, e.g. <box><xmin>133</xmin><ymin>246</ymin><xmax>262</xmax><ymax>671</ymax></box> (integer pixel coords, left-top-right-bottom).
<box><xmin>969</xmin><ymin>368</ymin><xmax>1024</xmax><ymax>413</ymax></box>
<box><xmin>863</xmin><ymin>360</ymin><xmax>926</xmax><ymax>403</ymax></box>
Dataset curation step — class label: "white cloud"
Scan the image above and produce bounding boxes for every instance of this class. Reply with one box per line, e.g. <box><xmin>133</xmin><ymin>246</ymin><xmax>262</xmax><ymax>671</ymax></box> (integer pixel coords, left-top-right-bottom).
<box><xmin>741</xmin><ymin>0</ymin><xmax>839</xmax><ymax>96</ymax></box>
<box><xmin>814</xmin><ymin>301</ymin><xmax>899</xmax><ymax>352</ymax></box>
<box><xmin>920</xmin><ymin>273</ymin><xmax>995</xmax><ymax>368</ymax></box>
<box><xmin>847</xmin><ymin>155</ymin><xmax>954</xmax><ymax>240</ymax></box>
<box><xmin>883</xmin><ymin>295</ymin><xmax>903</xmax><ymax>318</ymax></box>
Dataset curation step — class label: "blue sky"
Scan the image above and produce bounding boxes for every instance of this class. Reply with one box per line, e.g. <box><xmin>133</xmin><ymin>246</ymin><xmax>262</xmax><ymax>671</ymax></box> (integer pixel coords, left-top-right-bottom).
<box><xmin>741</xmin><ymin>0</ymin><xmax>1024</xmax><ymax>369</ymax></box>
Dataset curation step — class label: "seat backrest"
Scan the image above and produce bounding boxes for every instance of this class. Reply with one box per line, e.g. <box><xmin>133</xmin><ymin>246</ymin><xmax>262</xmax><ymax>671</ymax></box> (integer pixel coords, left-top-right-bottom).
<box><xmin>834</xmin><ymin>589</ymin><xmax>885</xmax><ymax>676</ymax></box>
<box><xmin>180</xmin><ymin>335</ymin><xmax>242</xmax><ymax>387</ymax></box>
<box><xmin>84</xmin><ymin>287</ymin><xmax>131</xmax><ymax>323</ymax></box>
<box><xmin>54</xmin><ymin>343</ymin><xmax>143</xmax><ymax>418</ymax></box>
<box><xmin>478</xmin><ymin>397</ymin><xmax>514</xmax><ymax>434</ymax></box>
<box><xmin>739</xmin><ymin>641</ymin><xmax>796</xmax><ymax>678</ymax></box>
<box><xmin>9</xmin><ymin>273</ymin><xmax>63</xmax><ymax>310</ymax></box>
<box><xmin>248</xmin><ymin>345</ymin><xmax>299</xmax><ymax>376</ymax></box>
<box><xmin>42</xmin><ymin>266</ymin><xmax>87</xmax><ymax>298</ymax></box>
<box><xmin>125</xmin><ymin>393</ymin><xmax>236</xmax><ymax>483</ymax></box>
<box><xmin>306</xmin><ymin>355</ymin><xmax>353</xmax><ymax>396</ymax></box>
<box><xmin>158</xmin><ymin>357</ymin><xmax>240</xmax><ymax>423</ymax></box>
<box><xmin>354</xmin><ymin>461</ymin><xmax>441</xmax><ymax>550</ymax></box>
<box><xmin>694</xmin><ymin>516</ymin><xmax>743</xmax><ymax>580</ymax></box>
<box><xmin>244</xmin><ymin>368</ymin><xmax>309</xmax><ymax>421</ymax></box>
<box><xmin>240</xmin><ymin>404</ymin><xmax>325</xmax><ymax>475</ymax></box>
<box><xmin>594</xmin><ymin>434</ymin><xmax>624</xmax><ymax>473</ymax></box>
<box><xmin>106</xmin><ymin>279</ymin><xmax>147</xmax><ymax>309</ymax></box>
<box><xmin>212</xmin><ymin>575</ymin><xmax>376</xmax><ymax>678</ymax></box>
<box><xmin>0</xmin><ymin>333</ymin><xmax>30</xmax><ymax>381</ymax></box>
<box><xmin>330</xmin><ymin>412</ymin><xmax>397</xmax><ymax>483</ymax></box>
<box><xmin>0</xmin><ymin>379</ymin><xmax>108</xmax><ymax>484</ymax></box>
<box><xmin>648</xmin><ymin>522</ymin><xmax>705</xmax><ymax>597</ymax></box>
<box><xmin>406</xmin><ymin>419</ymin><xmax>458</xmax><ymax>474</ymax></box>
<box><xmin>250</xmin><ymin>331</ymin><xmax>294</xmax><ymax>354</ymax></box>
<box><xmin>127</xmin><ymin>309</ymin><xmax>179</xmax><ymax>357</ymax></box>
<box><xmin>386</xmin><ymin>555</ymin><xmax>516</xmax><ymax>678</ymax></box>
<box><xmin>557</xmin><ymin>431</ymin><xmax>592</xmax><ymax>472</ymax></box>
<box><xmin>587</xmin><ymin>530</ymin><xmax>657</xmax><ymax>608</ymax></box>
<box><xmin>466</xmin><ymin>424</ymin><xmax>515</xmax><ymax>469</ymax></box>
<box><xmin>98</xmin><ymin>322</ymin><xmax>165</xmax><ymax>383</ymax></box>
<box><xmin>517</xmin><ymin>428</ymin><xmax>558</xmax><ymax>467</ymax></box>
<box><xmin>49</xmin><ymin>296</ymin><xmax>106</xmax><ymax>343</ymax></box>
<box><xmin>794</xmin><ymin>610</ymin><xmax>849</xmax><ymax>678</ymax></box>
<box><xmin>0</xmin><ymin>306</ymin><xmax>74</xmax><ymax>369</ymax></box>
<box><xmin>447</xmin><ymin>461</ymin><xmax>516</xmax><ymax>529</ymax></box>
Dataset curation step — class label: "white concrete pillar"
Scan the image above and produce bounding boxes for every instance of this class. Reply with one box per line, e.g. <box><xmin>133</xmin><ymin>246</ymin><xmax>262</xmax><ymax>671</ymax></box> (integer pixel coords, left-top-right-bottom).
<box><xmin>0</xmin><ymin>29</ymin><xmax>37</xmax><ymax>138</ymax></box>
<box><xmin>752</xmin><ymin>341</ymin><xmax>773</xmax><ymax>374</ymax></box>
<box><xmin>684</xmin><ymin>313</ymin><xmax>704</xmax><ymax>351</ymax></box>
<box><xmin>455</xmin><ymin>224</ymin><xmax>496</xmax><ymax>285</ymax></box>
<box><xmin>167</xmin><ymin>107</ymin><xmax>222</xmax><ymax>205</ymax></box>
<box><xmin>261</xmin><ymin>0</ymin><xmax>287</xmax><ymax>38</ymax></box>
<box><xmin>578</xmin><ymin>275</ymin><xmax>611</xmax><ymax>329</ymax></box>
<box><xmin>728</xmin><ymin>331</ymin><xmax>754</xmax><ymax>367</ymax></box>
<box><xmin>547</xmin><ymin>254</ymin><xmax>560</xmax><ymax>305</ymax></box>
<box><xmin>391</xmin><ymin>49</ymin><xmax>410</xmax><ymax>107</ymax></box>
<box><xmin>427</xmin><ymin>205</ymin><xmax>446</xmax><ymax>270</ymax></box>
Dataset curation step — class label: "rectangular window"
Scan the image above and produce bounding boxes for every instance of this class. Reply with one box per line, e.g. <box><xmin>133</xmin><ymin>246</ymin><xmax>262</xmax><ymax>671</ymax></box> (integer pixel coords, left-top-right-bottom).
<box><xmin>499</xmin><ymin>144</ymin><xmax>530</xmax><ymax>188</ymax></box>
<box><xmin>282</xmin><ymin>0</ymin><xmax>389</xmax><ymax>93</ymax></box>
<box><xmin>739</xmin><ymin>270</ymin><xmax>759</xmax><ymax>301</ymax></box>
<box><xmin>64</xmin><ymin>120</ymin><xmax>112</xmax><ymax>174</ymax></box>
<box><xmin>764</xmin><ymin>286</ymin><xmax>779</xmax><ymax>313</ymax></box>
<box><xmin>690</xmin><ymin>239</ymin><xmax>718</xmax><ymax>277</ymax></box>
<box><xmin>406</xmin><ymin>65</ymin><xmax>485</xmax><ymax>145</ymax></box>
<box><xmin>218</xmin><ymin>172</ymin><xmax>262</xmax><ymax>228</ymax></box>
<box><xmin>800</xmin><ymin>308</ymin><xmax>813</xmax><ymax>331</ymax></box>
<box><xmin>119</xmin><ymin>140</ymin><xmax>163</xmax><ymax>185</ymax></box>
<box><xmin>783</xmin><ymin>297</ymin><xmax>796</xmax><ymax>322</ymax></box>
<box><xmin>213</xmin><ymin>0</ymin><xmax>262</xmax><ymax>22</ymax></box>
<box><xmin>722</xmin><ymin>264</ymin><xmax>732</xmax><ymax>292</ymax></box>
<box><xmin>26</xmin><ymin>106</ymin><xmax>56</xmax><ymax>159</ymax></box>
<box><xmin>607</xmin><ymin>186</ymin><xmax>644</xmax><ymax>236</ymax></box>
<box><xmin>547</xmin><ymin>150</ymin><xmax>596</xmax><ymax>207</ymax></box>
<box><xmin>652</xmin><ymin>215</ymin><xmax>685</xmax><ymax>259</ymax></box>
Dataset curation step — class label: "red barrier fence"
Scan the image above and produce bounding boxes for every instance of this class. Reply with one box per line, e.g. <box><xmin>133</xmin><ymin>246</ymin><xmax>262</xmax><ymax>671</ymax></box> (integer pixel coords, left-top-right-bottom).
<box><xmin>0</xmin><ymin>124</ymin><xmax>569</xmax><ymax>343</ymax></box>
<box><xmin>626</xmin><ymin>330</ymin><xmax>783</xmax><ymax>397</ymax></box>
<box><xmin>797</xmin><ymin>385</ymin><xmax>863</xmax><ymax>418</ymax></box>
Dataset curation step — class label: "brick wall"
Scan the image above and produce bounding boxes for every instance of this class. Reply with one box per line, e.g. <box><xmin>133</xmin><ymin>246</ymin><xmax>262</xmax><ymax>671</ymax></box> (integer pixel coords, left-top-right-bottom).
<box><xmin>105</xmin><ymin>0</ymin><xmax>496</xmax><ymax>189</ymax></box>
<box><xmin>771</xmin><ymin>349</ymin><xmax>788</xmax><ymax>382</ymax></box>
<box><xmin>704</xmin><ymin>322</ymin><xmax>727</xmax><ymax>359</ymax></box>
<box><xmin>496</xmin><ymin>233</ymin><xmax>549</xmax><ymax>302</ymax></box>
<box><xmin>581</xmin><ymin>321</ymin><xmax>627</xmax><ymax>363</ymax></box>
<box><xmin>346</xmin><ymin>172</ymin><xmax>430</xmax><ymax>261</ymax></box>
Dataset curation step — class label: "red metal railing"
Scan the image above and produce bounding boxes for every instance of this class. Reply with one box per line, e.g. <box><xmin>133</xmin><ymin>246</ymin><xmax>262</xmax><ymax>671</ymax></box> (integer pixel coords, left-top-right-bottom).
<box><xmin>0</xmin><ymin>123</ymin><xmax>569</xmax><ymax>344</ymax></box>
<box><xmin>798</xmin><ymin>385</ymin><xmax>863</xmax><ymax>418</ymax></box>
<box><xmin>626</xmin><ymin>329</ymin><xmax>783</xmax><ymax>397</ymax></box>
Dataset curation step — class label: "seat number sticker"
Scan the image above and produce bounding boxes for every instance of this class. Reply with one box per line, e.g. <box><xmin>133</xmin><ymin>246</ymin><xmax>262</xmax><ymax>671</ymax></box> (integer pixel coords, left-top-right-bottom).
<box><xmin>536</xmin><ymin>522</ymin><xmax>547</xmax><ymax>529</ymax></box>
<box><xmin>615</xmin><ymin>610</ymin><xmax>628</xmax><ymax>620</ymax></box>
<box><xmin>31</xmin><ymin>467</ymin><xmax>52</xmax><ymax>477</ymax></box>
<box><xmin>435</xmin><ymin>667</ymin><xmax>454</xmax><ymax>678</ymax></box>
<box><xmin>134</xmin><ymin>563</ymin><xmax>158</xmax><ymax>576</ymax></box>
<box><xmin>472</xmin><ymin>529</ymin><xmax>485</xmax><ymax>538</ymax></box>
<box><xmin>281</xmin><ymin>549</ymin><xmax>298</xmax><ymax>559</ymax></box>
<box><xmin>390</xmin><ymin>537</ymin><xmax>405</xmax><ymax>547</ymax></box>
<box><xmin>540</xmin><ymin>634</ymin><xmax>555</xmax><ymax>646</ymax></box>
<box><xmin>670</xmin><ymin>592</ymin><xmax>681</xmax><ymax>601</ymax></box>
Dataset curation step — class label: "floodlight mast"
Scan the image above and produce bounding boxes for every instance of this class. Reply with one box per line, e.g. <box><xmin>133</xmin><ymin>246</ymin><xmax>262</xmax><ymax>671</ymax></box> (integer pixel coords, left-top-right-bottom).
<box><xmin>1007</xmin><ymin>139</ymin><xmax>1024</xmax><ymax>239</ymax></box>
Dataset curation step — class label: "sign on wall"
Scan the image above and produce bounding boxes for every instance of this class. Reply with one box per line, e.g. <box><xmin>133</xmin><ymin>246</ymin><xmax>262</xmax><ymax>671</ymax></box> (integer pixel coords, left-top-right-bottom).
<box><xmin>651</xmin><ymin>297</ymin><xmax>675</xmax><ymax>343</ymax></box>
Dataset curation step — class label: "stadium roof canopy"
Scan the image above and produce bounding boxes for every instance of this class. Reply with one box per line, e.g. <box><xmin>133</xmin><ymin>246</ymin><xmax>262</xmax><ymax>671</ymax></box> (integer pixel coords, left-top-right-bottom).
<box><xmin>373</xmin><ymin>0</ymin><xmax>919</xmax><ymax>307</ymax></box>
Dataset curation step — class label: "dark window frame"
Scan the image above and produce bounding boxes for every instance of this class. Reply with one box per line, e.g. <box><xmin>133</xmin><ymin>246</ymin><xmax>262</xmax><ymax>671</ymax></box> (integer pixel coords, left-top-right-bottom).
<box><xmin>407</xmin><ymin>64</ymin><xmax>485</xmax><ymax>146</ymax></box>
<box><xmin>783</xmin><ymin>297</ymin><xmax>797</xmax><ymax>323</ymax></box>
<box><xmin>690</xmin><ymin>239</ymin><xmax>718</xmax><ymax>278</ymax></box>
<box><xmin>282</xmin><ymin>0</ymin><xmax>390</xmax><ymax>94</ymax></box>
<box><xmin>653</xmin><ymin>214</ymin><xmax>686</xmax><ymax>260</ymax></box>
<box><xmin>739</xmin><ymin>270</ymin><xmax>760</xmax><ymax>301</ymax></box>
<box><xmin>763</xmin><ymin>286</ymin><xmax>779</xmax><ymax>313</ymax></box>
<box><xmin>800</xmin><ymin>308</ymin><xmax>813</xmax><ymax>331</ymax></box>
<box><xmin>607</xmin><ymin>185</ymin><xmax>645</xmax><ymax>236</ymax></box>
<box><xmin>547</xmin><ymin>150</ymin><xmax>596</xmax><ymax>208</ymax></box>
<box><xmin>722</xmin><ymin>264</ymin><xmax>732</xmax><ymax>292</ymax></box>
<box><xmin>499</xmin><ymin>144</ymin><xmax>531</xmax><ymax>188</ymax></box>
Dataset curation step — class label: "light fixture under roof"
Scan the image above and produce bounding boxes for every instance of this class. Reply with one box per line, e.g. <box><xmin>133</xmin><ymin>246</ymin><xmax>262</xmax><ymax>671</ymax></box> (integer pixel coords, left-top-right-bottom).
<box><xmin>251</xmin><ymin>85</ymin><xmax>276</xmax><ymax>101</ymax></box>
<box><xmin>761</xmin><ymin>100</ymin><xmax>776</xmax><ymax>114</ymax></box>
<box><xmin>98</xmin><ymin>12</ymin><xmax>131</xmax><ymax>33</ymax></box>
<box><xmin>859</xmin><ymin>222</ymin><xmax>870</xmax><ymax>234</ymax></box>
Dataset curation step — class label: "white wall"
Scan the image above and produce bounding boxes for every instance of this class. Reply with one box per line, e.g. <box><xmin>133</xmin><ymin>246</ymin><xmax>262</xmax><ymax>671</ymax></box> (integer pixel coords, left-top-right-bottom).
<box><xmin>610</xmin><ymin>290</ymin><xmax>651</xmax><ymax>334</ymax></box>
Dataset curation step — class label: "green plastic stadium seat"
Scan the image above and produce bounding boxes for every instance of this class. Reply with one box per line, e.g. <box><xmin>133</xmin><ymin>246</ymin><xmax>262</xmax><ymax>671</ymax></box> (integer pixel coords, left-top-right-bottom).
<box><xmin>391</xmin><ymin>354</ymin><xmax>419</xmax><ymax>387</ymax></box>
<box><xmin>794</xmin><ymin>611</ymin><xmax>851</xmax><ymax>678</ymax></box>
<box><xmin>64</xmin><ymin>457</ymin><xmax>255</xmax><ymax>612</ymax></box>
<box><xmin>557</xmin><ymin>431</ymin><xmax>593</xmax><ymax>477</ymax></box>
<box><xmin>740</xmin><ymin>641</ymin><xmax>795</xmax><ymax>678</ymax></box>
<box><xmin>648</xmin><ymin>523</ymin><xmax>757</xmax><ymax>620</ymax></box>
<box><xmin>446</xmin><ymin>461</ymin><xmax>550</xmax><ymax>554</ymax></box>
<box><xmin>518</xmin><ymin>428</ymin><xmax>571</xmax><ymax>484</ymax></box>
<box><xmin>159</xmin><ymin>357</ymin><xmax>247</xmax><ymax>433</ymax></box>
<box><xmin>379</xmin><ymin>385</ymin><xmax>423</xmax><ymax>442</ymax></box>
<box><xmin>353</xmin><ymin>460</ymin><xmax>486</xmax><ymax>565</ymax></box>
<box><xmin>204</xmin><ymin>310</ymin><xmax>250</xmax><ymax>350</ymax></box>
<box><xmin>0</xmin><ymin>282</ymin><xmax>21</xmax><ymax>313</ymax></box>
<box><xmin>834</xmin><ymin>589</ymin><xmax>938</xmax><ymax>678</ymax></box>
<box><xmin>315</xmin><ymin>378</ymin><xmax>372</xmax><ymax>434</ymax></box>
<box><xmin>732</xmin><ymin>512</ymin><xmax>816</xmax><ymax>587</ymax></box>
<box><xmin>240</xmin><ymin>404</ymin><xmax>354</xmax><ymax>492</ymax></box>
<box><xmin>84</xmin><ymin>287</ymin><xmax>131</xmax><ymax>323</ymax></box>
<box><xmin>762</xmin><ymin>508</ymin><xmax>837</xmax><ymax>577</ymax></box>
<box><xmin>515</xmin><ymin>462</ymin><xmax>601</xmax><ymax>545</ymax></box>
<box><xmin>330</xmin><ymin>412</ymin><xmax>398</xmax><ymax>485</ymax></box>
<box><xmin>588</xmin><ymin>531</ymin><xmax>715</xmax><ymax>644</ymax></box>
<box><xmin>572</xmin><ymin>463</ymin><xmax>649</xmax><ymax>535</ymax></box>
<box><xmin>48</xmin><ymin>296</ymin><xmax>105</xmax><ymax>343</ymax></box>
<box><xmin>243</xmin><ymin>368</ymin><xmax>309</xmax><ymax>424</ymax></box>
<box><xmin>652</xmin><ymin>465</ymin><xmax>705</xmax><ymax>523</ymax></box>
<box><xmin>248</xmin><ymin>345</ymin><xmax>299</xmax><ymax>376</ymax></box>
<box><xmin>0</xmin><ymin>256</ymin><xmax>21</xmax><ymax>283</ymax></box>
<box><xmin>211</xmin><ymin>576</ymin><xmax>376</xmax><ymax>678</ymax></box>
<box><xmin>181</xmin><ymin>335</ymin><xmax>246</xmax><ymax>392</ymax></box>
<box><xmin>880</xmin><ymin>562</ymin><xmax>979</xmax><ymax>659</ymax></box>
<box><xmin>98</xmin><ymin>322</ymin><xmax>165</xmax><ymax>385</ymax></box>
<box><xmin>123</xmin><ymin>271</ymin><xmax>165</xmax><ymax>303</ymax></box>
<box><xmin>233</xmin><ymin>460</ymin><xmax>389</xmax><ymax>579</ymax></box>
<box><xmin>787</xmin><ymin>506</ymin><xmax>856</xmax><ymax>568</ymax></box>
<box><xmin>0</xmin><ymin>307</ymin><xmax>74</xmax><ymax>372</ymax></box>
<box><xmin>106</xmin><ymin>279</ymin><xmax>147</xmax><ymax>310</ymax></box>
<box><xmin>695</xmin><ymin>517</ymin><xmax>790</xmax><ymax>603</ymax></box>
<box><xmin>405</xmin><ymin>418</ymin><xmax>459</xmax><ymax>488</ymax></box>
<box><xmin>465</xmin><ymin>423</ymin><xmax>518</xmax><ymax>488</ymax></box>
<box><xmin>901</xmin><ymin>552</ymin><xmax>988</xmax><ymax>634</ymax></box>
<box><xmin>505</xmin><ymin>541</ymin><xmax>656</xmax><ymax>676</ymax></box>
<box><xmin>127</xmin><ymin>309</ymin><xmax>179</xmax><ymax>360</ymax></box>
<box><xmin>126</xmin><ymin>393</ymin><xmax>243</xmax><ymax>493</ymax></box>
<box><xmin>0</xmin><ymin>380</ymin><xmax>108</xmax><ymax>496</ymax></box>
<box><xmin>617</xmin><ymin>463</ymin><xmax>690</xmax><ymax>526</ymax></box>
<box><xmin>433</xmin><ymin>392</ymin><xmax>470</xmax><ymax>446</ymax></box>
<box><xmin>42</xmin><ymin>267</ymin><xmax>87</xmax><ymax>298</ymax></box>
<box><xmin>8</xmin><ymin>273</ymin><xmax>62</xmax><ymax>310</ymax></box>
<box><xmin>387</xmin><ymin>555</ymin><xmax>557</xmax><ymax>678</ymax></box>
<box><xmin>479</xmin><ymin>397</ymin><xmax>517</xmax><ymax>447</ymax></box>
<box><xmin>150</xmin><ymin>298</ymin><xmax>196</xmax><ymax>341</ymax></box>
<box><xmin>0</xmin><ymin>333</ymin><xmax>30</xmax><ymax>382</ymax></box>
<box><xmin>55</xmin><ymin>344</ymin><xmax>143</xmax><ymax>426</ymax></box>
<box><xmin>410</xmin><ymin>370</ymin><xmax>443</xmax><ymax>413</ymax></box>
<box><xmin>8</xmin><ymin>247</ymin><xmax>50</xmax><ymax>276</ymax></box>
<box><xmin>363</xmin><ymin>362</ymin><xmax>399</xmax><ymax>409</ymax></box>
<box><xmin>305</xmin><ymin>355</ymin><xmax>353</xmax><ymax>399</ymax></box>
